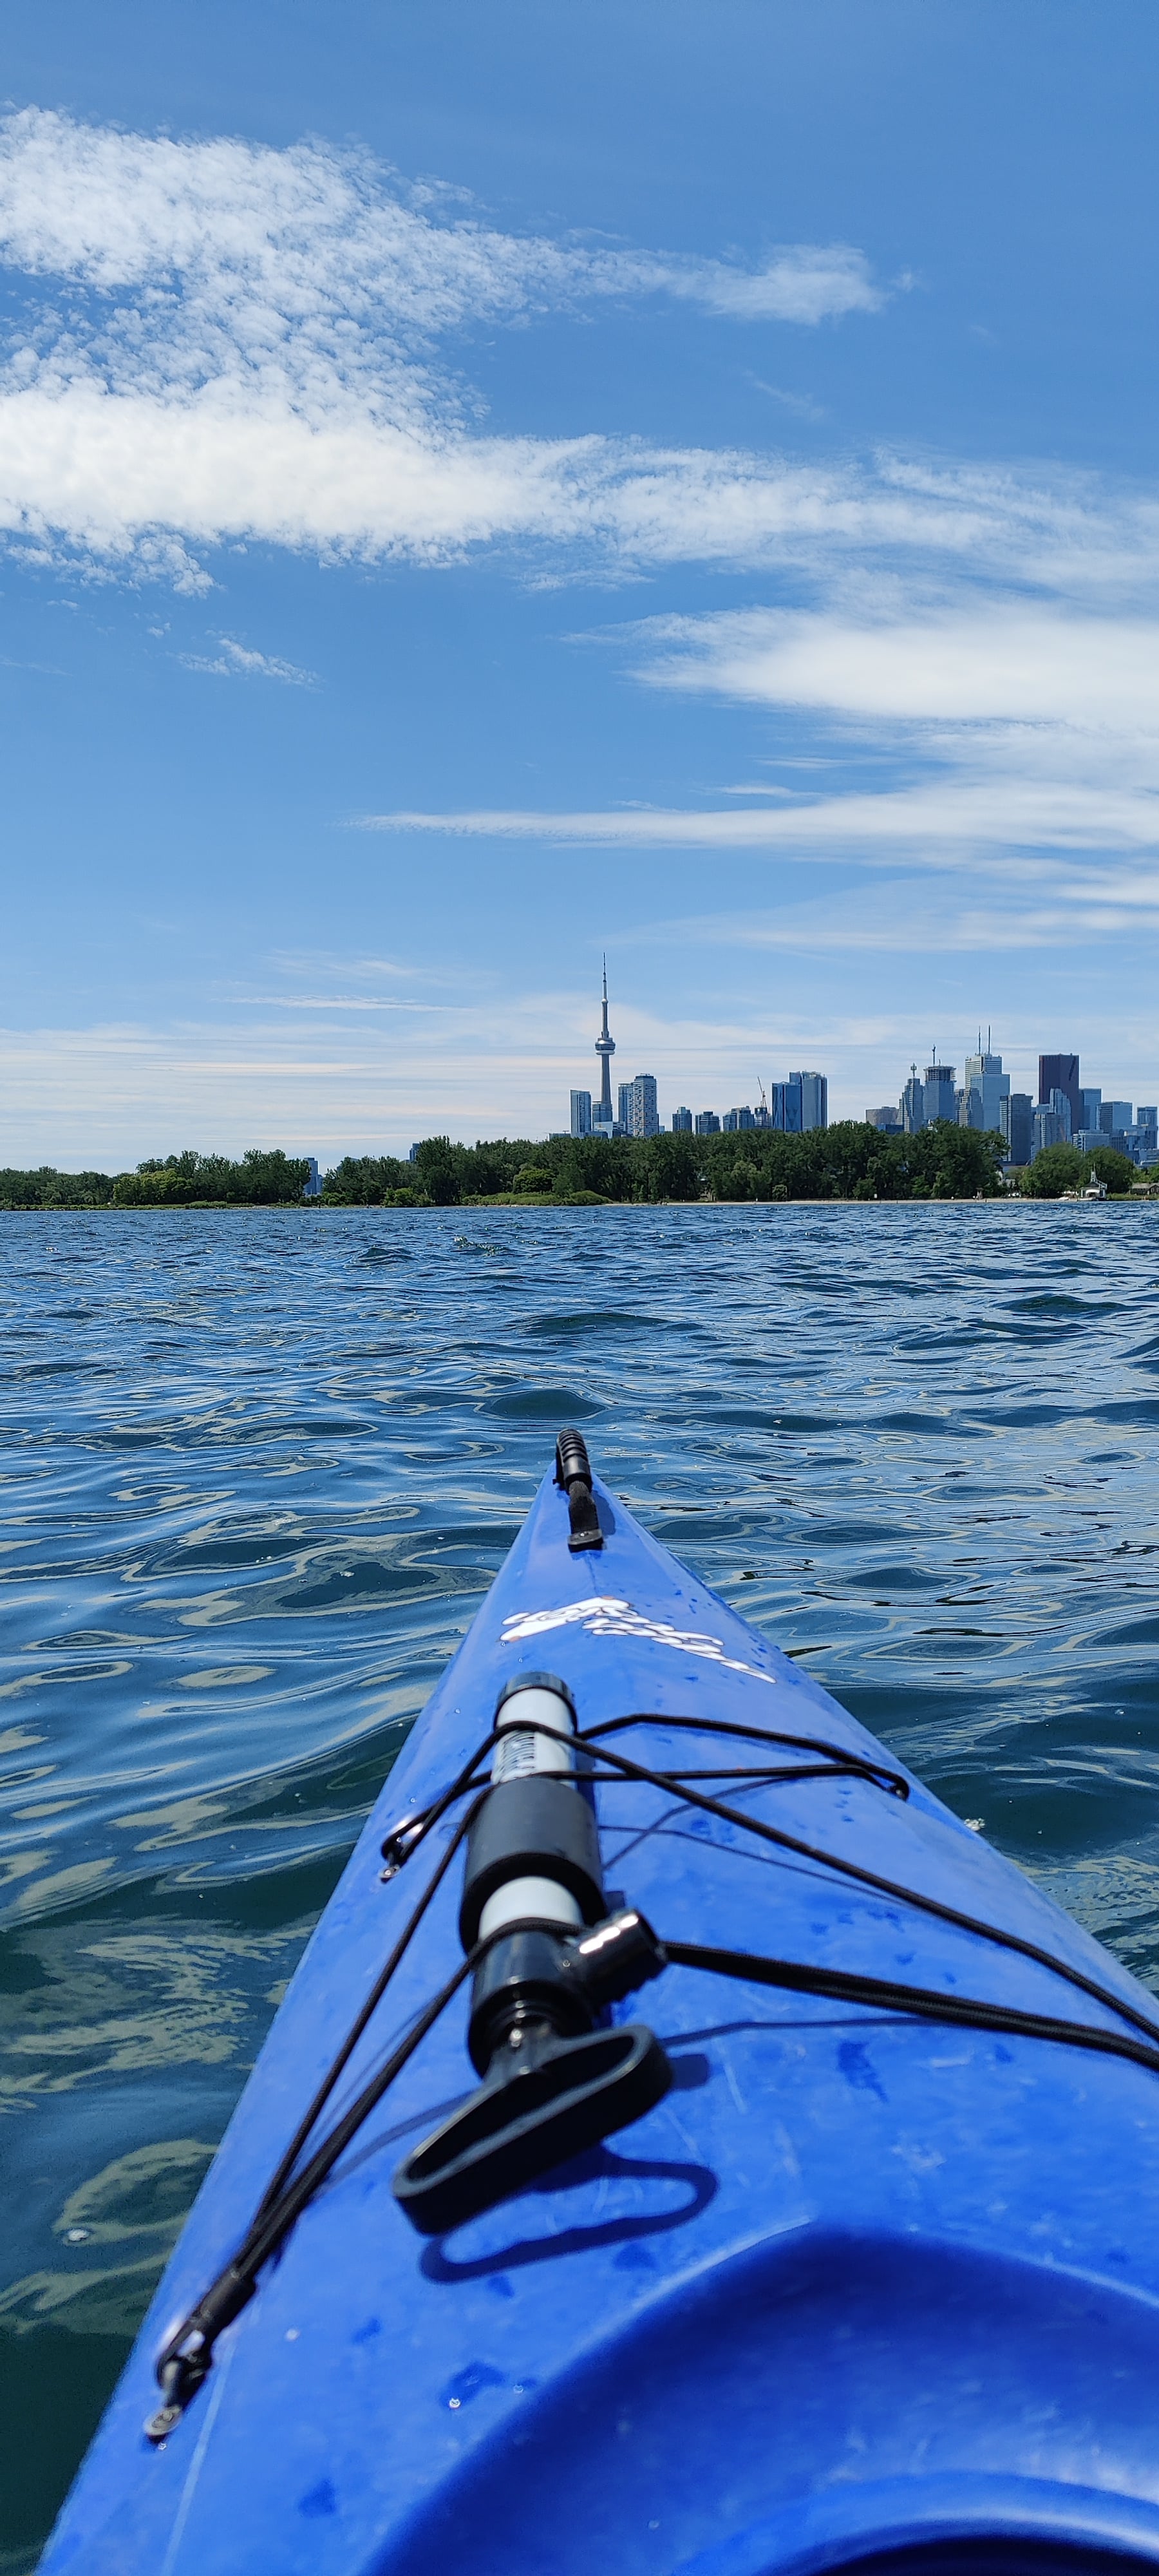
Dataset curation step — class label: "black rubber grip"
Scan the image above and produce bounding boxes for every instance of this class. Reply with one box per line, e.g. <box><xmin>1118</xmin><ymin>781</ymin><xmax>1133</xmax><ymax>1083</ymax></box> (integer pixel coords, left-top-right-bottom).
<box><xmin>555</xmin><ymin>1428</ymin><xmax>592</xmax><ymax>1490</ymax></box>
<box><xmin>458</xmin><ymin>1776</ymin><xmax>605</xmax><ymax>1950</ymax></box>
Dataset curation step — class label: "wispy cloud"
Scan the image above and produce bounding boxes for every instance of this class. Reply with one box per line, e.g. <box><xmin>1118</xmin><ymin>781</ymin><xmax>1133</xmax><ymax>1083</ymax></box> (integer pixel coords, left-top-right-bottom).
<box><xmin>0</xmin><ymin>116</ymin><xmax>1151</xmax><ymax>610</ymax></box>
<box><xmin>180</xmin><ymin>635</ymin><xmax>315</xmax><ymax>683</ymax></box>
<box><xmin>355</xmin><ymin>779</ymin><xmax>1159</xmax><ymax>857</ymax></box>
<box><xmin>623</xmin><ymin>867</ymin><xmax>1159</xmax><ymax>957</ymax></box>
<box><xmin>363</xmin><ymin>590</ymin><xmax>1159</xmax><ymax>887</ymax></box>
<box><xmin>0</xmin><ymin>109</ymin><xmax>890</xmax><ymax>588</ymax></box>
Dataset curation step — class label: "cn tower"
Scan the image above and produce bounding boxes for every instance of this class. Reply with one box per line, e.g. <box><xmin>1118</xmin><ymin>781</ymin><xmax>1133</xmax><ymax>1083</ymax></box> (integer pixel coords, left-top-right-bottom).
<box><xmin>594</xmin><ymin>958</ymin><xmax>616</xmax><ymax>1121</ymax></box>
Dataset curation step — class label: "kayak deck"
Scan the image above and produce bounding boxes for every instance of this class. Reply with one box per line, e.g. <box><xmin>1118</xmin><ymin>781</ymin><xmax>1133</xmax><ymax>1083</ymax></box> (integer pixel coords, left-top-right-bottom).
<box><xmin>42</xmin><ymin>1461</ymin><xmax>1159</xmax><ymax>2574</ymax></box>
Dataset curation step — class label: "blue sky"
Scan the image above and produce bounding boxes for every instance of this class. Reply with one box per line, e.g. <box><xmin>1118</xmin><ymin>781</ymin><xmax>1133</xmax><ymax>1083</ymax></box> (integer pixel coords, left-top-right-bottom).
<box><xmin>5</xmin><ymin>0</ymin><xmax>1159</xmax><ymax>1163</ymax></box>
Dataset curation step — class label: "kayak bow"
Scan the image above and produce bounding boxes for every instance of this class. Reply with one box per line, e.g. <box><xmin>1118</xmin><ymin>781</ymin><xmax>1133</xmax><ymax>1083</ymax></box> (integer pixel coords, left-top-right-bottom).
<box><xmin>42</xmin><ymin>1435</ymin><xmax>1159</xmax><ymax>2576</ymax></box>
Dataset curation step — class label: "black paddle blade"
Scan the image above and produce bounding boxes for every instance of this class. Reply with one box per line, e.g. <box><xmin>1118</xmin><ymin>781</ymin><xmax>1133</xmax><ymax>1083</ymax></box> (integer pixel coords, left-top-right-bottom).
<box><xmin>393</xmin><ymin>2023</ymin><xmax>671</xmax><ymax>2236</ymax></box>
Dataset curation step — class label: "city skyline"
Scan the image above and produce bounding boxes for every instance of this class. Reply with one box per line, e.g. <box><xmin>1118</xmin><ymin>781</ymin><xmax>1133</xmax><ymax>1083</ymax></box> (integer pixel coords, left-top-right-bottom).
<box><xmin>566</xmin><ymin>971</ymin><xmax>1158</xmax><ymax>1169</ymax></box>
<box><xmin>568</xmin><ymin>969</ymin><xmax>829</xmax><ymax>1142</ymax></box>
<box><xmin>868</xmin><ymin>1045</ymin><xmax>1158</xmax><ymax>1169</ymax></box>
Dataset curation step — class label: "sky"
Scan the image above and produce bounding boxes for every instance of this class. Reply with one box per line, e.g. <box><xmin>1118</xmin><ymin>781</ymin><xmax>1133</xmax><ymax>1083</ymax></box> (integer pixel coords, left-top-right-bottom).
<box><xmin>5</xmin><ymin>0</ymin><xmax>1159</xmax><ymax>1165</ymax></box>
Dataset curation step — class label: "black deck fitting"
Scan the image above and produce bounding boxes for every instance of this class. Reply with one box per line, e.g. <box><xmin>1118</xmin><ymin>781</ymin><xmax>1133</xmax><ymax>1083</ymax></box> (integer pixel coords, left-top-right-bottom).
<box><xmin>554</xmin><ymin>1428</ymin><xmax>603</xmax><ymax>1553</ymax></box>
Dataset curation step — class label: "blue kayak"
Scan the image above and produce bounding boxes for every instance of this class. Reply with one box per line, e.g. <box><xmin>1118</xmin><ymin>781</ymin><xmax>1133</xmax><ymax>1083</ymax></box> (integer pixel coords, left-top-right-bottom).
<box><xmin>41</xmin><ymin>1435</ymin><xmax>1159</xmax><ymax>2575</ymax></box>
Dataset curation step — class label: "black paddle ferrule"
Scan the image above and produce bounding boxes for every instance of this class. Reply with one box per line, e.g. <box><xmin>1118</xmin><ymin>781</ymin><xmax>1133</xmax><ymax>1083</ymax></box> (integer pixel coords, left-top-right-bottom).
<box><xmin>555</xmin><ymin>1426</ymin><xmax>603</xmax><ymax>1552</ymax></box>
<box><xmin>467</xmin><ymin>1908</ymin><xmax>666</xmax><ymax>2075</ymax></box>
<box><xmin>467</xmin><ymin>1925</ymin><xmax>593</xmax><ymax>2072</ymax></box>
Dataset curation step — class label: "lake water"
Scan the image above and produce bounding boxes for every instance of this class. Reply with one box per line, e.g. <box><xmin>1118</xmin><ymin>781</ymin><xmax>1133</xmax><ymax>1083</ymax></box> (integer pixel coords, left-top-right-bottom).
<box><xmin>4</xmin><ymin>1201</ymin><xmax>1159</xmax><ymax>2564</ymax></box>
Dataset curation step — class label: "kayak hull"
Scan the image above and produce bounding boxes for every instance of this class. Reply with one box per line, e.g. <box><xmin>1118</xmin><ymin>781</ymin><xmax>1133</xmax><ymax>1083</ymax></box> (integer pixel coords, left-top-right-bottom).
<box><xmin>41</xmin><ymin>1466</ymin><xmax>1159</xmax><ymax>2573</ymax></box>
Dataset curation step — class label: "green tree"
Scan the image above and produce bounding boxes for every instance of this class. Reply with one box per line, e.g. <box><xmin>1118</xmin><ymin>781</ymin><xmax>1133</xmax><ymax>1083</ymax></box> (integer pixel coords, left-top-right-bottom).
<box><xmin>1082</xmin><ymin>1146</ymin><xmax>1136</xmax><ymax>1195</ymax></box>
<box><xmin>323</xmin><ymin>1154</ymin><xmax>411</xmax><ymax>1204</ymax></box>
<box><xmin>113</xmin><ymin>1149</ymin><xmax>310</xmax><ymax>1207</ymax></box>
<box><xmin>634</xmin><ymin>1133</ymin><xmax>701</xmax><ymax>1202</ymax></box>
<box><xmin>0</xmin><ymin>1166</ymin><xmax>114</xmax><ymax>1209</ymax></box>
<box><xmin>901</xmin><ymin>1121</ymin><xmax>1006</xmax><ymax>1198</ymax></box>
<box><xmin>411</xmin><ymin>1137</ymin><xmax>461</xmax><ymax>1205</ymax></box>
<box><xmin>1021</xmin><ymin>1144</ymin><xmax>1086</xmax><ymax>1198</ymax></box>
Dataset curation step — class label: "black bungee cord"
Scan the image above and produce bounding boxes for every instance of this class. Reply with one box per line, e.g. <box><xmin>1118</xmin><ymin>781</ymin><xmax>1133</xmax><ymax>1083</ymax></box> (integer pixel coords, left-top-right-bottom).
<box><xmin>146</xmin><ymin>1703</ymin><xmax>1159</xmax><ymax>2443</ymax></box>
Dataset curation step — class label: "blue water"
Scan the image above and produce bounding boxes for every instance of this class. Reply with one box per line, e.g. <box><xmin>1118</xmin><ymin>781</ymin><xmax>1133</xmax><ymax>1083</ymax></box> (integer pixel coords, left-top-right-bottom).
<box><xmin>4</xmin><ymin>1202</ymin><xmax>1159</xmax><ymax>2563</ymax></box>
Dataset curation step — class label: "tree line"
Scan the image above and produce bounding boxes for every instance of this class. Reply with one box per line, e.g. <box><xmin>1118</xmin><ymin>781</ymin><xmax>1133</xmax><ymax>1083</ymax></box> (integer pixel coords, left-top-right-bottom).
<box><xmin>0</xmin><ymin>1150</ymin><xmax>311</xmax><ymax>1209</ymax></box>
<box><xmin>327</xmin><ymin>1122</ymin><xmax>1013</xmax><ymax>1203</ymax></box>
<box><xmin>0</xmin><ymin>1127</ymin><xmax>1141</xmax><ymax>1212</ymax></box>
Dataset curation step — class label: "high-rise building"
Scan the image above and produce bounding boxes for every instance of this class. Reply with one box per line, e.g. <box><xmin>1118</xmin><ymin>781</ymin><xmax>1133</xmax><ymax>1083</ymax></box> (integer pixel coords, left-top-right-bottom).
<box><xmin>671</xmin><ymin>1106</ymin><xmax>692</xmax><ymax>1133</ymax></box>
<box><xmin>1032</xmin><ymin>1103</ymin><xmax>1068</xmax><ymax>1157</ymax></box>
<box><xmin>867</xmin><ymin>1105</ymin><xmax>903</xmax><ymax>1133</ymax></box>
<box><xmin>961</xmin><ymin>1048</ymin><xmax>1010</xmax><ymax>1135</ymax></box>
<box><xmin>1100</xmin><ymin>1100</ymin><xmax>1133</xmax><ymax>1133</ymax></box>
<box><xmin>623</xmin><ymin>1074</ymin><xmax>660</xmax><ymax>1138</ymax></box>
<box><xmin>723</xmin><ymin>1106</ymin><xmax>755</xmax><ymax>1132</ymax></box>
<box><xmin>1080</xmin><ymin>1088</ymin><xmax>1102</xmax><ymax>1129</ymax></box>
<box><xmin>1003</xmin><ymin>1095</ymin><xmax>1033</xmax><ymax>1164</ymax></box>
<box><xmin>1039</xmin><ymin>1053</ymin><xmax>1080</xmax><ymax>1135</ymax></box>
<box><xmin>771</xmin><ymin>1081</ymin><xmax>803</xmax><ymax>1133</ymax></box>
<box><xmin>1048</xmin><ymin>1086</ymin><xmax>1073</xmax><ymax>1141</ymax></box>
<box><xmin>901</xmin><ymin>1065</ymin><xmax>925</xmax><ymax>1133</ymax></box>
<box><xmin>1002</xmin><ymin>1094</ymin><xmax>1033</xmax><ymax>1162</ymax></box>
<box><xmin>303</xmin><ymin>1156</ymin><xmax>322</xmax><ymax>1199</ymax></box>
<box><xmin>594</xmin><ymin>960</ymin><xmax>616</xmax><ymax>1123</ymax></box>
<box><xmin>570</xmin><ymin>1089</ymin><xmax>592</xmax><ymax>1137</ymax></box>
<box><xmin>695</xmin><ymin>1110</ymin><xmax>721</xmax><ymax>1135</ymax></box>
<box><xmin>923</xmin><ymin>1062</ymin><xmax>957</xmax><ymax>1124</ymax></box>
<box><xmin>791</xmin><ymin>1072</ymin><xmax>829</xmax><ymax>1132</ymax></box>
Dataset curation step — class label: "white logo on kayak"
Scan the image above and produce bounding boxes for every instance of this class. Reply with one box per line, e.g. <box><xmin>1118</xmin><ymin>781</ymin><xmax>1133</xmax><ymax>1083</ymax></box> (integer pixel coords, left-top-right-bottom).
<box><xmin>500</xmin><ymin>1595</ymin><xmax>776</xmax><ymax>1687</ymax></box>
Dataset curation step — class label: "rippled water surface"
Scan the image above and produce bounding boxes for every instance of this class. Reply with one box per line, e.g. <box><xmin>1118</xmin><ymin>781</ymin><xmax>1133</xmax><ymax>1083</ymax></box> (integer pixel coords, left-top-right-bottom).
<box><xmin>5</xmin><ymin>1202</ymin><xmax>1159</xmax><ymax>2562</ymax></box>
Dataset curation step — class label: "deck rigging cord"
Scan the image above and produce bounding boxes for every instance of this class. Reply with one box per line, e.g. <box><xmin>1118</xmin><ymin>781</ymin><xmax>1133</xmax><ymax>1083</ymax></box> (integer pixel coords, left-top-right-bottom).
<box><xmin>147</xmin><ymin>1698</ymin><xmax>1159</xmax><ymax>2442</ymax></box>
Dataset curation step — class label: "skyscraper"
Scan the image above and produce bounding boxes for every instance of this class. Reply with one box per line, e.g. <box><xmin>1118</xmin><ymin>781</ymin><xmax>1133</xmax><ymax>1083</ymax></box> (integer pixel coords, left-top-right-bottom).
<box><xmin>901</xmin><ymin>1066</ymin><xmax>925</xmax><ymax>1133</ymax></box>
<box><xmin>923</xmin><ymin>1062</ymin><xmax>957</xmax><ymax>1124</ymax></box>
<box><xmin>770</xmin><ymin>1082</ymin><xmax>803</xmax><ymax>1133</ymax></box>
<box><xmin>1048</xmin><ymin>1087</ymin><xmax>1073</xmax><ymax>1141</ymax></box>
<box><xmin>1039</xmin><ymin>1054</ymin><xmax>1080</xmax><ymax>1135</ymax></box>
<box><xmin>570</xmin><ymin>1090</ymin><xmax>592</xmax><ymax>1137</ymax></box>
<box><xmin>961</xmin><ymin>1047</ymin><xmax>1010</xmax><ymax>1135</ymax></box>
<box><xmin>594</xmin><ymin>960</ymin><xmax>616</xmax><ymax>1124</ymax></box>
<box><xmin>1003</xmin><ymin>1095</ymin><xmax>1033</xmax><ymax>1164</ymax></box>
<box><xmin>625</xmin><ymin>1074</ymin><xmax>659</xmax><ymax>1137</ymax></box>
<box><xmin>793</xmin><ymin>1072</ymin><xmax>829</xmax><ymax>1132</ymax></box>
<box><xmin>672</xmin><ymin>1107</ymin><xmax>692</xmax><ymax>1132</ymax></box>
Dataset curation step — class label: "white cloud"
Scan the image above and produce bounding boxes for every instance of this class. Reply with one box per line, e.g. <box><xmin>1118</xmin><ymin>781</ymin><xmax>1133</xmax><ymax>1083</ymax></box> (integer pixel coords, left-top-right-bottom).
<box><xmin>364</xmin><ymin>594</ymin><xmax>1159</xmax><ymax>882</ymax></box>
<box><xmin>640</xmin><ymin>244</ymin><xmax>883</xmax><ymax>324</ymax></box>
<box><xmin>641</xmin><ymin>603</ymin><xmax>1159</xmax><ymax>730</ymax></box>
<box><xmin>0</xmin><ymin>109</ymin><xmax>893</xmax><ymax>585</ymax></box>
<box><xmin>357</xmin><ymin>778</ymin><xmax>1159</xmax><ymax>855</ymax></box>
<box><xmin>628</xmin><ymin>869</ymin><xmax>1159</xmax><ymax>956</ymax></box>
<box><xmin>0</xmin><ymin>113</ymin><xmax>1153</xmax><ymax>617</ymax></box>
<box><xmin>181</xmin><ymin>635</ymin><xmax>315</xmax><ymax>683</ymax></box>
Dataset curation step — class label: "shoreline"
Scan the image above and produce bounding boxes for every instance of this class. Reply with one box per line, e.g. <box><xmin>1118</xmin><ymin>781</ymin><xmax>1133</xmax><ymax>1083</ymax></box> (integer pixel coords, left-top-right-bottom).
<box><xmin>1</xmin><ymin>1192</ymin><xmax>1148</xmax><ymax>1213</ymax></box>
